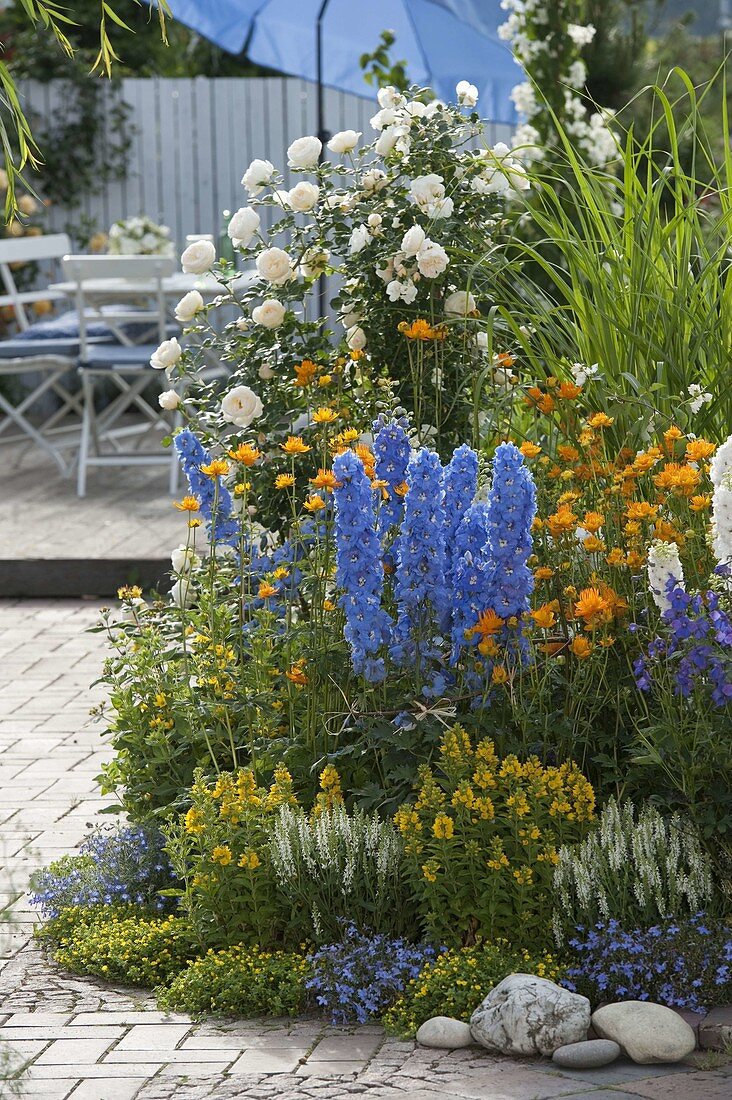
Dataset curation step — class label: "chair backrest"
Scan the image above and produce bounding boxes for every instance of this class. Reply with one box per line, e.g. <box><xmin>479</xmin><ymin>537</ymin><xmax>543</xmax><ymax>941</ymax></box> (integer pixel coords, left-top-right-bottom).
<box><xmin>62</xmin><ymin>254</ymin><xmax>176</xmax><ymax>360</ymax></box>
<box><xmin>0</xmin><ymin>232</ymin><xmax>72</xmax><ymax>331</ymax></box>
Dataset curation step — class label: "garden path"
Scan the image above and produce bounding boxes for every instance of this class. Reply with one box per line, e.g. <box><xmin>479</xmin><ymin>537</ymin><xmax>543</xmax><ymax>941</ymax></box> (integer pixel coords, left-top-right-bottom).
<box><xmin>0</xmin><ymin>600</ymin><xmax>730</xmax><ymax>1100</ymax></box>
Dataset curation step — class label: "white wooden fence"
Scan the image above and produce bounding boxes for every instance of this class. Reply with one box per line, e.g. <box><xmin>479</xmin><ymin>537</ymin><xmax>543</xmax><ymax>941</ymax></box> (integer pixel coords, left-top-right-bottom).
<box><xmin>19</xmin><ymin>77</ymin><xmax>513</xmax><ymax>248</ymax></box>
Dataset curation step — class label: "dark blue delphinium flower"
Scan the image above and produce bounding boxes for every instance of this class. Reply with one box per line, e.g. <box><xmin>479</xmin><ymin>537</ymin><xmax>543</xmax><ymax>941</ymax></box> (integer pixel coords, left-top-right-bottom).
<box><xmin>306</xmin><ymin>924</ymin><xmax>436</xmax><ymax>1025</ymax></box>
<box><xmin>30</xmin><ymin>823</ymin><xmax>176</xmax><ymax>919</ymax></box>
<box><xmin>174</xmin><ymin>428</ymin><xmax>238</xmax><ymax>545</ymax></box>
<box><xmin>333</xmin><ymin>450</ymin><xmax>392</xmax><ymax>681</ymax></box>
<box><xmin>390</xmin><ymin>448</ymin><xmax>446</xmax><ymax>667</ymax></box>
<box><xmin>373</xmin><ymin>415</ymin><xmax>411</xmax><ymax>542</ymax></box>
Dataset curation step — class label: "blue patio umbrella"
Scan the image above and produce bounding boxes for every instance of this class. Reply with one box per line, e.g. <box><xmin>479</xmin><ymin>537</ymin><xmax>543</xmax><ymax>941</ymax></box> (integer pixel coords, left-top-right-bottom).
<box><xmin>164</xmin><ymin>0</ymin><xmax>521</xmax><ymax>135</ymax></box>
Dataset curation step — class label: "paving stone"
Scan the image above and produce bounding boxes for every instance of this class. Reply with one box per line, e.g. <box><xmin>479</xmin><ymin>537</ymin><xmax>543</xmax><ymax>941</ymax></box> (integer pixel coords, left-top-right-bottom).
<box><xmin>230</xmin><ymin>1048</ymin><xmax>311</xmax><ymax>1073</ymax></box>
<box><xmin>67</xmin><ymin>1080</ymin><xmax>149</xmax><ymax>1100</ymax></box>
<box><xmin>115</xmin><ymin>1024</ymin><xmax>192</xmax><ymax>1050</ymax></box>
<box><xmin>296</xmin><ymin>1060</ymin><xmax>366</xmax><ymax>1075</ymax></box>
<box><xmin>308</xmin><ymin>1035</ymin><xmax>383</xmax><ymax>1060</ymax></box>
<box><xmin>34</xmin><ymin>1037</ymin><xmax>118</xmax><ymax>1065</ymax></box>
<box><xmin>628</xmin><ymin>1070</ymin><xmax>732</xmax><ymax>1099</ymax></box>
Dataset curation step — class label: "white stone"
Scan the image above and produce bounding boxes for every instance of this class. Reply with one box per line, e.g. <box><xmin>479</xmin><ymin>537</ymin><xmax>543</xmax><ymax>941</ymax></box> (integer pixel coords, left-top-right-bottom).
<box><xmin>552</xmin><ymin>1038</ymin><xmax>621</xmax><ymax>1068</ymax></box>
<box><xmin>416</xmin><ymin>1016</ymin><xmax>473</xmax><ymax>1049</ymax></box>
<box><xmin>469</xmin><ymin>973</ymin><xmax>591</xmax><ymax>1057</ymax></box>
<box><xmin>591</xmin><ymin>1002</ymin><xmax>696</xmax><ymax>1064</ymax></box>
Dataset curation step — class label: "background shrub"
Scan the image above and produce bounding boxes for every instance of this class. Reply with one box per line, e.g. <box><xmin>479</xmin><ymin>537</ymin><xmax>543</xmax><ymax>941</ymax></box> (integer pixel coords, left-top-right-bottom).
<box><xmin>160</xmin><ymin>946</ymin><xmax>310</xmax><ymax>1017</ymax></box>
<box><xmin>382</xmin><ymin>940</ymin><xmax>564</xmax><ymax>1037</ymax></box>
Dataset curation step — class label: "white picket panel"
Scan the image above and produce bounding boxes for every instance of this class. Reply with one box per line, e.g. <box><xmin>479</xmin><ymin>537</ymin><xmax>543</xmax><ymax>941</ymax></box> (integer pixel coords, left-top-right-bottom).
<box><xmin>18</xmin><ymin>77</ymin><xmax>512</xmax><ymax>248</ymax></box>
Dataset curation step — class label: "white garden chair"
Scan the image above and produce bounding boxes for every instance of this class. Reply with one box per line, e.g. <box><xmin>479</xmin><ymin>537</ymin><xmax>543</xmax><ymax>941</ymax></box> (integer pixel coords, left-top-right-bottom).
<box><xmin>61</xmin><ymin>254</ymin><xmax>181</xmax><ymax>497</ymax></box>
<box><xmin>0</xmin><ymin>233</ymin><xmax>85</xmax><ymax>476</ymax></box>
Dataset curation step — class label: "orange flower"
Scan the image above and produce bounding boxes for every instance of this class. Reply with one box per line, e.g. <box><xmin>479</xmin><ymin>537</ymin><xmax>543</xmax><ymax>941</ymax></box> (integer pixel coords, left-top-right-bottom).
<box><xmin>310</xmin><ymin>468</ymin><xmax>339</xmax><ymax>491</ymax></box>
<box><xmin>625</xmin><ymin>549</ymin><xmax>646</xmax><ymax>572</ymax></box>
<box><xmin>478</xmin><ymin>637</ymin><xmax>499</xmax><ymax>657</ymax></box>
<box><xmin>653</xmin><ymin>462</ymin><xmax>700</xmax><ymax>497</ymax></box>
<box><xmin>281</xmin><ymin>436</ymin><xmax>311</xmax><ymax>455</ymax></box>
<box><xmin>582</xmin><ymin>511</ymin><xmax>605</xmax><ymax>533</ymax></box>
<box><xmin>275</xmin><ymin>473</ymin><xmax>296</xmax><ymax>489</ymax></box>
<box><xmin>570</xmin><ymin>636</ymin><xmax>593</xmax><ymax>659</ymax></box>
<box><xmin>398</xmin><ymin>318</ymin><xmax>447</xmax><ymax>340</ymax></box>
<box><xmin>519</xmin><ymin>441</ymin><xmax>541</xmax><ymax>459</ymax></box>
<box><xmin>582</xmin><ymin>536</ymin><xmax>605</xmax><ymax>553</ymax></box>
<box><xmin>229</xmin><ymin>443</ymin><xmax>261</xmax><ymax>466</ymax></box>
<box><xmin>394</xmin><ymin>481</ymin><xmax>409</xmax><ymax>498</ymax></box>
<box><xmin>200</xmin><ymin>458</ymin><xmax>230</xmax><ymax>479</ymax></box>
<box><xmin>587</xmin><ymin>412</ymin><xmax>614</xmax><ymax>429</ymax></box>
<box><xmin>663</xmin><ymin>426</ymin><xmax>684</xmax><ymax>446</ymax></box>
<box><xmin>690</xmin><ymin>494</ymin><xmax>712</xmax><ymax>512</ymax></box>
<box><xmin>531</xmin><ymin>604</ymin><xmax>557</xmax><ymax>630</ymax></box>
<box><xmin>257</xmin><ymin>582</ymin><xmax>278</xmax><ymax>598</ymax></box>
<box><xmin>557</xmin><ymin>444</ymin><xmax>580</xmax><ymax>463</ymax></box>
<box><xmin>294</xmin><ymin>359</ymin><xmax>318</xmax><ymax>386</ymax></box>
<box><xmin>285</xmin><ymin>663</ymin><xmax>308</xmax><ymax>686</ymax></box>
<box><xmin>626</xmin><ymin>501</ymin><xmax>658</xmax><ymax>521</ymax></box>
<box><xmin>606</xmin><ymin>548</ymin><xmax>625</xmax><ymax>567</ymax></box>
<box><xmin>574</xmin><ymin>587</ymin><xmax>610</xmax><ymax>630</ymax></box>
<box><xmin>652</xmin><ymin>518</ymin><xmax>684</xmax><ymax>545</ymax></box>
<box><xmin>304</xmin><ymin>495</ymin><xmax>326</xmax><ymax>512</ymax></box>
<box><xmin>472</xmin><ymin>609</ymin><xmax>505</xmax><ymax>637</ymax></box>
<box><xmin>546</xmin><ymin>507</ymin><xmax>577</xmax><ymax>538</ymax></box>
<box><xmin>685</xmin><ymin>439</ymin><xmax>716</xmax><ymax>463</ymax></box>
<box><xmin>525</xmin><ymin>387</ymin><xmax>555</xmax><ymax>414</ymax></box>
<box><xmin>174</xmin><ymin>495</ymin><xmax>200</xmax><ymax>512</ymax></box>
<box><xmin>491</xmin><ymin>665</ymin><xmax>509</xmax><ymax>685</ymax></box>
<box><xmin>558</xmin><ymin>381</ymin><xmax>582</xmax><ymax>400</ymax></box>
<box><xmin>312</xmin><ymin>407</ymin><xmax>338</xmax><ymax>424</ymax></box>
<box><xmin>534</xmin><ymin>566</ymin><xmax>554</xmax><ymax>581</ymax></box>
<box><xmin>632</xmin><ymin>447</ymin><xmax>662</xmax><ymax>473</ymax></box>
<box><xmin>273</xmin><ymin>566</ymin><xmax>290</xmax><ymax>579</ymax></box>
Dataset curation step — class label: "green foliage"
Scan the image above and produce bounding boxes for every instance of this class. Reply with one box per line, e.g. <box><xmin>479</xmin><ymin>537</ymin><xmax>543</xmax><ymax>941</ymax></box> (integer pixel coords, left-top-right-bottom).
<box><xmin>38</xmin><ymin>905</ymin><xmax>200</xmax><ymax>987</ymax></box>
<box><xmin>395</xmin><ymin>726</ymin><xmax>596</xmax><ymax>948</ymax></box>
<box><xmin>382</xmin><ymin>940</ymin><xmax>565</xmax><ymax>1037</ymax></box>
<box><xmin>160</xmin><ymin>945</ymin><xmax>311</xmax><ymax>1017</ymax></box>
<box><xmin>359</xmin><ymin>30</ymin><xmax>409</xmax><ymax>93</ymax></box>
<box><xmin>553</xmin><ymin>798</ymin><xmax>717</xmax><ymax>943</ymax></box>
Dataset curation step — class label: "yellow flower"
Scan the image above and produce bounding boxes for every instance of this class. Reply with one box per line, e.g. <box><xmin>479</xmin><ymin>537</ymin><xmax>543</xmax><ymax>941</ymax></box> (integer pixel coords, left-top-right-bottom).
<box><xmin>117</xmin><ymin>585</ymin><xmax>143</xmax><ymax>600</ymax></box>
<box><xmin>421</xmin><ymin>859</ymin><xmax>440</xmax><ymax>882</ymax></box>
<box><xmin>690</xmin><ymin>494</ymin><xmax>711</xmax><ymax>512</ymax></box>
<box><xmin>310</xmin><ymin>468</ymin><xmax>339</xmax><ymax>491</ymax></box>
<box><xmin>519</xmin><ymin>441</ymin><xmax>541</xmax><ymax>459</ymax></box>
<box><xmin>304</xmin><ymin>495</ymin><xmax>326</xmax><ymax>512</ymax></box>
<box><xmin>587</xmin><ymin>412</ymin><xmax>614</xmax><ymax>429</ymax></box>
<box><xmin>211</xmin><ymin>845</ymin><xmax>233</xmax><ymax>866</ymax></box>
<box><xmin>570</xmin><ymin>635</ymin><xmax>593</xmax><ymax>659</ymax></box>
<box><xmin>238</xmin><ymin>850</ymin><xmax>261</xmax><ymax>871</ymax></box>
<box><xmin>294</xmin><ymin>359</ymin><xmax>318</xmax><ymax>386</ymax></box>
<box><xmin>200</xmin><ymin>459</ymin><xmax>230</xmax><ymax>479</ymax></box>
<box><xmin>312</xmin><ymin>407</ymin><xmax>338</xmax><ymax>424</ymax></box>
<box><xmin>534</xmin><ymin>566</ymin><xmax>554</xmax><ymax>581</ymax></box>
<box><xmin>174</xmin><ymin>495</ymin><xmax>200</xmax><ymax>512</ymax></box>
<box><xmin>281</xmin><ymin>436</ymin><xmax>311</xmax><ymax>455</ymax></box>
<box><xmin>258</xmin><ymin>581</ymin><xmax>278</xmax><ymax>598</ymax></box>
<box><xmin>686</xmin><ymin>439</ymin><xmax>715</xmax><ymax>463</ymax></box>
<box><xmin>229</xmin><ymin>443</ymin><xmax>261</xmax><ymax>465</ymax></box>
<box><xmin>184</xmin><ymin>807</ymin><xmax>205</xmax><ymax>835</ymax></box>
<box><xmin>491</xmin><ymin>665</ymin><xmax>509</xmax><ymax>685</ymax></box>
<box><xmin>432</xmin><ymin>813</ymin><xmax>455</xmax><ymax>840</ymax></box>
<box><xmin>530</xmin><ymin>604</ymin><xmax>556</xmax><ymax>630</ymax></box>
<box><xmin>275</xmin><ymin>473</ymin><xmax>296</xmax><ymax>489</ymax></box>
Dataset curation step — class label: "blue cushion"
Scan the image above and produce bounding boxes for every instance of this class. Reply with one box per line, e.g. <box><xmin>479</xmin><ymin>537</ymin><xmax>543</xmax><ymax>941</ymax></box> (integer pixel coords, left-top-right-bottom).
<box><xmin>81</xmin><ymin>343</ymin><xmax>161</xmax><ymax>369</ymax></box>
<box><xmin>0</xmin><ymin>338</ymin><xmax>79</xmax><ymax>360</ymax></box>
<box><xmin>14</xmin><ymin>308</ymin><xmax>179</xmax><ymax>345</ymax></box>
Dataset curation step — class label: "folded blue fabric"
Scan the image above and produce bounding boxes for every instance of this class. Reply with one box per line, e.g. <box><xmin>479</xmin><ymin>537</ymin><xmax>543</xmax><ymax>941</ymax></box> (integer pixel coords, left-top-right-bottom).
<box><xmin>14</xmin><ymin>306</ymin><xmax>162</xmax><ymax>343</ymax></box>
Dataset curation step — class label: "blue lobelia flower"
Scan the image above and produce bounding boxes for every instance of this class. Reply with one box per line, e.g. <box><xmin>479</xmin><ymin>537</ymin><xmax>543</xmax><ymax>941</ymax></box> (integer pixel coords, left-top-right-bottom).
<box><xmin>333</xmin><ymin>450</ymin><xmax>392</xmax><ymax>681</ymax></box>
<box><xmin>390</xmin><ymin>448</ymin><xmax>446</xmax><ymax>666</ymax></box>
<box><xmin>373</xmin><ymin>415</ymin><xmax>412</xmax><ymax>543</ymax></box>
<box><xmin>174</xmin><ymin>428</ymin><xmax>239</xmax><ymax>546</ymax></box>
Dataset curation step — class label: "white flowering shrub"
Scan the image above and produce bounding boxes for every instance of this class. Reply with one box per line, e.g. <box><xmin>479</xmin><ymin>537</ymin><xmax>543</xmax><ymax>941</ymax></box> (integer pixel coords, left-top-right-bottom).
<box><xmin>552</xmin><ymin>798</ymin><xmax>715</xmax><ymax>943</ymax></box>
<box><xmin>499</xmin><ymin>0</ymin><xmax>616</xmax><ymax>166</ymax></box>
<box><xmin>108</xmin><ymin>215</ymin><xmax>174</xmax><ymax>257</ymax></box>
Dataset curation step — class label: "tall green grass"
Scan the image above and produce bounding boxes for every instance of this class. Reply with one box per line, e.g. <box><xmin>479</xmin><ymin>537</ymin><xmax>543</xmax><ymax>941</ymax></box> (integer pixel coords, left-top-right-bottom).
<box><xmin>496</xmin><ymin>69</ymin><xmax>732</xmax><ymax>443</ymax></box>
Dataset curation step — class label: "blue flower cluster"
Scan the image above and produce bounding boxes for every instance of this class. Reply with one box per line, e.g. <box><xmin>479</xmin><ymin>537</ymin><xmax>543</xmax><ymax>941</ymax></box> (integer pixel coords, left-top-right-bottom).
<box><xmin>483</xmin><ymin>442</ymin><xmax>536</xmax><ymax>622</ymax></box>
<box><xmin>563</xmin><ymin>914</ymin><xmax>732</xmax><ymax>1014</ymax></box>
<box><xmin>443</xmin><ymin>444</ymin><xmax>479</xmax><ymax>580</ymax></box>
<box><xmin>391</xmin><ymin>448</ymin><xmax>447</xmax><ymax>666</ymax></box>
<box><xmin>633</xmin><ymin>582</ymin><xmax>732</xmax><ymax>706</ymax></box>
<box><xmin>373</xmin><ymin>414</ymin><xmax>411</xmax><ymax>542</ymax></box>
<box><xmin>450</xmin><ymin>502</ymin><xmax>491</xmax><ymax>662</ymax></box>
<box><xmin>306</xmin><ymin>924</ymin><xmax>436</xmax><ymax>1025</ymax></box>
<box><xmin>30</xmin><ymin>824</ymin><xmax>175</xmax><ymax>919</ymax></box>
<box><xmin>174</xmin><ymin>428</ymin><xmax>238</xmax><ymax>545</ymax></box>
<box><xmin>333</xmin><ymin>450</ymin><xmax>392</xmax><ymax>681</ymax></box>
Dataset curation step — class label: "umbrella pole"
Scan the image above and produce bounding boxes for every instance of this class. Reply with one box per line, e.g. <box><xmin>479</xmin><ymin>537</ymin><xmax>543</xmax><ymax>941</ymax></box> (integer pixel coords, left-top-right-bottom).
<box><xmin>316</xmin><ymin>0</ymin><xmax>331</xmax><ymax>325</ymax></box>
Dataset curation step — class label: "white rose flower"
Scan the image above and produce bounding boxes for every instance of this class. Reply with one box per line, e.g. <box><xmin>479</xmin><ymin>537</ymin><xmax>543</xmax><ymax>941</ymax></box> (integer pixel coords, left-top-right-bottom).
<box><xmin>150</xmin><ymin>337</ymin><xmax>182</xmax><ymax>371</ymax></box>
<box><xmin>174</xmin><ymin>290</ymin><xmax>204</xmax><ymax>324</ymax></box>
<box><xmin>386</xmin><ymin>279</ymin><xmax>418</xmax><ymax>304</ymax></box>
<box><xmin>444</xmin><ymin>290</ymin><xmax>476</xmax><ymax>316</ymax></box>
<box><xmin>252</xmin><ymin>299</ymin><xmax>286</xmax><ymax>329</ymax></box>
<box><xmin>256</xmin><ymin>246</ymin><xmax>294</xmax><ymax>285</ymax></box>
<box><xmin>300</xmin><ymin>245</ymin><xmax>330</xmax><ymax>279</ymax></box>
<box><xmin>375</xmin><ymin>126</ymin><xmax>400</xmax><ymax>157</ymax></box>
<box><xmin>341</xmin><ymin>310</ymin><xmax>361</xmax><ymax>330</ymax></box>
<box><xmin>370</xmin><ymin>106</ymin><xmax>397</xmax><ymax>131</ymax></box>
<box><xmin>377</xmin><ymin>86</ymin><xmax>405</xmax><ymax>109</ymax></box>
<box><xmin>361</xmin><ymin>168</ymin><xmax>387</xmax><ymax>193</ymax></box>
<box><xmin>410</xmin><ymin>173</ymin><xmax>445</xmax><ymax>208</ymax></box>
<box><xmin>170</xmin><ymin>577</ymin><xmax>195</xmax><ymax>609</ymax></box>
<box><xmin>346</xmin><ymin>325</ymin><xmax>367</xmax><ymax>351</ymax></box>
<box><xmin>287</xmin><ymin>135</ymin><xmax>322</xmax><ymax>168</ymax></box>
<box><xmin>456</xmin><ymin>80</ymin><xmax>479</xmax><ymax>107</ymax></box>
<box><xmin>416</xmin><ymin>239</ymin><xmax>449</xmax><ymax>279</ymax></box>
<box><xmin>158</xmin><ymin>389</ymin><xmax>181</xmax><ymax>410</ymax></box>
<box><xmin>171</xmin><ymin>546</ymin><xmax>199</xmax><ymax>574</ymax></box>
<box><xmin>227</xmin><ymin>206</ymin><xmax>261</xmax><ymax>246</ymax></box>
<box><xmin>181</xmin><ymin>239</ymin><xmax>216</xmax><ymax>274</ymax></box>
<box><xmin>327</xmin><ymin>129</ymin><xmax>361</xmax><ymax>154</ymax></box>
<box><xmin>401</xmin><ymin>224</ymin><xmax>426</xmax><ymax>257</ymax></box>
<box><xmin>241</xmin><ymin>158</ymin><xmax>275</xmax><ymax>195</ymax></box>
<box><xmin>349</xmin><ymin>225</ymin><xmax>371</xmax><ymax>254</ymax></box>
<box><xmin>220</xmin><ymin>384</ymin><xmax>264</xmax><ymax>428</ymax></box>
<box><xmin>287</xmin><ymin>181</ymin><xmax>320</xmax><ymax>212</ymax></box>
<box><xmin>258</xmin><ymin>362</ymin><xmax>275</xmax><ymax>380</ymax></box>
<box><xmin>430</xmin><ymin>196</ymin><xmax>454</xmax><ymax>219</ymax></box>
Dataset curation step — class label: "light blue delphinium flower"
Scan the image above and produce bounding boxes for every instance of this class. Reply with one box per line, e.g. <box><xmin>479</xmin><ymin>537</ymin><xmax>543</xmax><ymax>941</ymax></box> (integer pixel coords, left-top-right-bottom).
<box><xmin>174</xmin><ymin>428</ymin><xmax>238</xmax><ymax>545</ymax></box>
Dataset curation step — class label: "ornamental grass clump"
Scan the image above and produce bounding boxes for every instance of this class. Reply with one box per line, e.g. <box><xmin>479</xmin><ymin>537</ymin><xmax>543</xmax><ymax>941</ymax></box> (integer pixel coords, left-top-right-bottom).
<box><xmin>552</xmin><ymin>798</ymin><xmax>716</xmax><ymax>945</ymax></box>
<box><xmin>383</xmin><ymin>940</ymin><xmax>564</xmax><ymax>1038</ymax></box>
<box><xmin>395</xmin><ymin>724</ymin><xmax>595</xmax><ymax>947</ymax></box>
<box><xmin>270</xmin><ymin>802</ymin><xmax>410</xmax><ymax>944</ymax></box>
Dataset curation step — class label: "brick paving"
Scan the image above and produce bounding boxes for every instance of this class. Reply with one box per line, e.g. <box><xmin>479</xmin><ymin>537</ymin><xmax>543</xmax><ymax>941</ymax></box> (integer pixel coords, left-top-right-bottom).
<box><xmin>1</xmin><ymin>599</ymin><xmax>730</xmax><ymax>1099</ymax></box>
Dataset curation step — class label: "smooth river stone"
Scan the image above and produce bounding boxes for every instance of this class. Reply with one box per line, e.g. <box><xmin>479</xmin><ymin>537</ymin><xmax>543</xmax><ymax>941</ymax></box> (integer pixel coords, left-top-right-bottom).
<box><xmin>591</xmin><ymin>1001</ymin><xmax>696</xmax><ymax>1064</ymax></box>
<box><xmin>552</xmin><ymin>1039</ymin><xmax>621</xmax><ymax>1068</ymax></box>
<box><xmin>416</xmin><ymin>1016</ymin><xmax>473</xmax><ymax>1049</ymax></box>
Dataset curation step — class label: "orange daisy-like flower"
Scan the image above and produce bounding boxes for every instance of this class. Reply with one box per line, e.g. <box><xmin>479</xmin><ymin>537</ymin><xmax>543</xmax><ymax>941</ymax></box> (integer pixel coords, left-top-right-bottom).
<box><xmin>632</xmin><ymin>447</ymin><xmax>662</xmax><ymax>473</ymax></box>
<box><xmin>303</xmin><ymin>495</ymin><xmax>326</xmax><ymax>512</ymax></box>
<box><xmin>653</xmin><ymin>462</ymin><xmax>700</xmax><ymax>497</ymax></box>
<box><xmin>310</xmin><ymin>468</ymin><xmax>339</xmax><ymax>491</ymax></box>
<box><xmin>558</xmin><ymin>444</ymin><xmax>580</xmax><ymax>463</ymax></box>
<box><xmin>398</xmin><ymin>318</ymin><xmax>448</xmax><ymax>341</ymax></box>
<box><xmin>530</xmin><ymin>604</ymin><xmax>557</xmax><ymax>630</ymax></box>
<box><xmin>606</xmin><ymin>548</ymin><xmax>625</xmax><ymax>567</ymax></box>
<box><xmin>258</xmin><ymin>582</ymin><xmax>278</xmax><ymax>599</ymax></box>
<box><xmin>582</xmin><ymin>511</ymin><xmax>605</xmax><ymax>533</ymax></box>
<box><xmin>275</xmin><ymin>473</ymin><xmax>296</xmax><ymax>489</ymax></box>
<box><xmin>626</xmin><ymin>501</ymin><xmax>658</xmax><ymax>521</ymax></box>
<box><xmin>525</xmin><ymin>386</ymin><xmax>555</xmax><ymax>415</ymax></box>
<box><xmin>200</xmin><ymin>458</ymin><xmax>230</xmax><ymax>479</ymax></box>
<box><xmin>626</xmin><ymin>549</ymin><xmax>646</xmax><ymax>572</ymax></box>
<box><xmin>690</xmin><ymin>494</ymin><xmax>712</xmax><ymax>512</ymax></box>
<box><xmin>685</xmin><ymin>439</ymin><xmax>716</xmax><ymax>463</ymax></box>
<box><xmin>293</xmin><ymin>359</ymin><xmax>318</xmax><ymax>386</ymax></box>
<box><xmin>472</xmin><ymin>609</ymin><xmax>505</xmax><ymax>637</ymax></box>
<box><xmin>174</xmin><ymin>495</ymin><xmax>200</xmax><ymax>512</ymax></box>
<box><xmin>558</xmin><ymin>381</ymin><xmax>582</xmax><ymax>400</ymax></box>
<box><xmin>570</xmin><ymin>636</ymin><xmax>593</xmax><ymax>659</ymax></box>
<box><xmin>229</xmin><ymin>443</ymin><xmax>261</xmax><ymax>466</ymax></box>
<box><xmin>546</xmin><ymin>507</ymin><xmax>577</xmax><ymax>538</ymax></box>
<box><xmin>312</xmin><ymin>407</ymin><xmax>338</xmax><ymax>424</ymax></box>
<box><xmin>285</xmin><ymin>663</ymin><xmax>308</xmax><ymax>686</ymax></box>
<box><xmin>273</xmin><ymin>566</ymin><xmax>290</xmax><ymax>579</ymax></box>
<box><xmin>491</xmin><ymin>665</ymin><xmax>509</xmax><ymax>685</ymax></box>
<box><xmin>582</xmin><ymin>536</ymin><xmax>605</xmax><ymax>553</ymax></box>
<box><xmin>281</xmin><ymin>436</ymin><xmax>311</xmax><ymax>455</ymax></box>
<box><xmin>574</xmin><ymin>587</ymin><xmax>610</xmax><ymax>630</ymax></box>
<box><xmin>394</xmin><ymin>481</ymin><xmax>409</xmax><ymax>498</ymax></box>
<box><xmin>519</xmin><ymin>441</ymin><xmax>541</xmax><ymax>459</ymax></box>
<box><xmin>534</xmin><ymin>566</ymin><xmax>554</xmax><ymax>581</ymax></box>
<box><xmin>663</xmin><ymin>425</ymin><xmax>684</xmax><ymax>446</ymax></box>
<box><xmin>587</xmin><ymin>412</ymin><xmax>614</xmax><ymax>429</ymax></box>
<box><xmin>653</xmin><ymin>518</ymin><xmax>684</xmax><ymax>545</ymax></box>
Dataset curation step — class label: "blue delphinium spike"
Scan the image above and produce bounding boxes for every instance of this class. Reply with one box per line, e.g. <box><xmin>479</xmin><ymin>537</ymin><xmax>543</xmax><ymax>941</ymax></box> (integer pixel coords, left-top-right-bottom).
<box><xmin>174</xmin><ymin>428</ymin><xmax>238</xmax><ymax>545</ymax></box>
